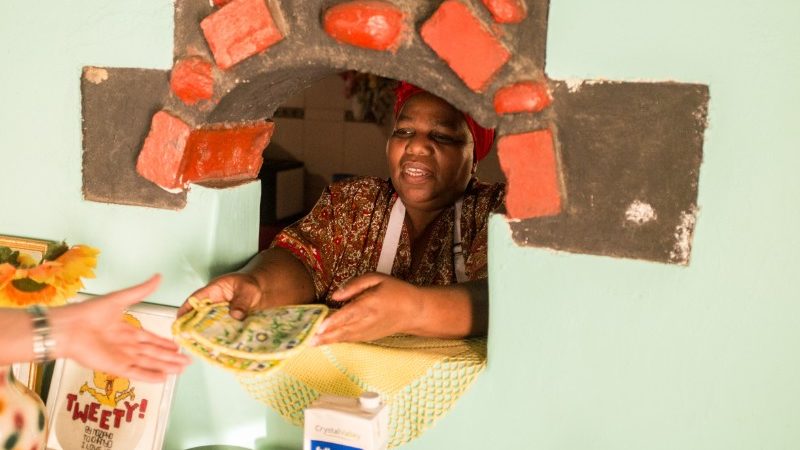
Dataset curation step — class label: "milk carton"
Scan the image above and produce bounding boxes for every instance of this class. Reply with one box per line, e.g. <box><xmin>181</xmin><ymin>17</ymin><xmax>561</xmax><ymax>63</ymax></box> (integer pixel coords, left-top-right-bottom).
<box><xmin>303</xmin><ymin>392</ymin><xmax>389</xmax><ymax>450</ymax></box>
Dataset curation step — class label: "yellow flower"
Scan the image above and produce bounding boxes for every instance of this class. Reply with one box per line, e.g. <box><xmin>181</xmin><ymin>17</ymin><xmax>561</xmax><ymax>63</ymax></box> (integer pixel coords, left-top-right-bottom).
<box><xmin>0</xmin><ymin>283</ymin><xmax>58</xmax><ymax>307</ymax></box>
<box><xmin>0</xmin><ymin>245</ymin><xmax>98</xmax><ymax>308</ymax></box>
<box><xmin>16</xmin><ymin>253</ymin><xmax>38</xmax><ymax>268</ymax></box>
<box><xmin>0</xmin><ymin>263</ymin><xmax>15</xmax><ymax>289</ymax></box>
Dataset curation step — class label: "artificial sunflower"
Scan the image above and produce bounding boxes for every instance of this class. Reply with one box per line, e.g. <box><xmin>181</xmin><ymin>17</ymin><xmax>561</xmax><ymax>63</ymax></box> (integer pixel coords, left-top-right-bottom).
<box><xmin>0</xmin><ymin>242</ymin><xmax>98</xmax><ymax>307</ymax></box>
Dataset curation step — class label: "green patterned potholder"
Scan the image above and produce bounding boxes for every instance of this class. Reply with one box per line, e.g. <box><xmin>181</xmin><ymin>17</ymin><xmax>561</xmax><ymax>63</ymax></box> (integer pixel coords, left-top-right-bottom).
<box><xmin>173</xmin><ymin>297</ymin><xmax>328</xmax><ymax>374</ymax></box>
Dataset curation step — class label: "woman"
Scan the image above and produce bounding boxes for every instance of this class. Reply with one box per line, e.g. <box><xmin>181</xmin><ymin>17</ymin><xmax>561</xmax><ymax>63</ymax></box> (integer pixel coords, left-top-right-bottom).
<box><xmin>179</xmin><ymin>82</ymin><xmax>505</xmax><ymax>345</ymax></box>
<box><xmin>1</xmin><ymin>275</ymin><xmax>190</xmax><ymax>382</ymax></box>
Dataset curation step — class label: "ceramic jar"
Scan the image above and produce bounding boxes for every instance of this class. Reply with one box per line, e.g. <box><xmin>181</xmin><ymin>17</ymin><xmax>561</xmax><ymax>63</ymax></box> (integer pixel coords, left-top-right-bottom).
<box><xmin>0</xmin><ymin>365</ymin><xmax>47</xmax><ymax>450</ymax></box>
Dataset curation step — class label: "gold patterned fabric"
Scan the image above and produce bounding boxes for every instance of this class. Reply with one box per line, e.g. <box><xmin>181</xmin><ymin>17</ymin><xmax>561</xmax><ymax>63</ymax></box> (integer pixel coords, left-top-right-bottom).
<box><xmin>272</xmin><ymin>176</ymin><xmax>505</xmax><ymax>304</ymax></box>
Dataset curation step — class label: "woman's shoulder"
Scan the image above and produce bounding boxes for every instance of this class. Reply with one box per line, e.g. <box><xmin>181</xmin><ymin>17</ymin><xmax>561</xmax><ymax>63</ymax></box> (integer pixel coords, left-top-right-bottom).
<box><xmin>328</xmin><ymin>176</ymin><xmax>392</xmax><ymax>202</ymax></box>
<box><xmin>330</xmin><ymin>175</ymin><xmax>389</xmax><ymax>192</ymax></box>
<box><xmin>469</xmin><ymin>178</ymin><xmax>505</xmax><ymax>194</ymax></box>
<box><xmin>467</xmin><ymin>178</ymin><xmax>506</xmax><ymax>208</ymax></box>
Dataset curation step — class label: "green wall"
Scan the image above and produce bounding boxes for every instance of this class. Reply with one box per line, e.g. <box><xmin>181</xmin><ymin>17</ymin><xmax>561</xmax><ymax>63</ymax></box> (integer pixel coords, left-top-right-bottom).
<box><xmin>2</xmin><ymin>0</ymin><xmax>798</xmax><ymax>449</ymax></box>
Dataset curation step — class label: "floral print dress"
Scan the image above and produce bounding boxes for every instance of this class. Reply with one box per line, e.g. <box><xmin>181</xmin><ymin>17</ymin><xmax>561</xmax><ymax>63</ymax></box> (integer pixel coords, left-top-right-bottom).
<box><xmin>272</xmin><ymin>176</ymin><xmax>505</xmax><ymax>306</ymax></box>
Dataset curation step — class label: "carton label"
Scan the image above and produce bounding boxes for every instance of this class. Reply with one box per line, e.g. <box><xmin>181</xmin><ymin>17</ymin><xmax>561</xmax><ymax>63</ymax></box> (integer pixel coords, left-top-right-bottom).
<box><xmin>310</xmin><ymin>440</ymin><xmax>362</xmax><ymax>450</ymax></box>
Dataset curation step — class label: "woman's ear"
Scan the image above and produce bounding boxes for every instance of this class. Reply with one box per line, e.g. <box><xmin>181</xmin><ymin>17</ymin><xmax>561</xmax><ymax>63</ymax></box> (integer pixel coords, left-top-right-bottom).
<box><xmin>471</xmin><ymin>149</ymin><xmax>478</xmax><ymax>175</ymax></box>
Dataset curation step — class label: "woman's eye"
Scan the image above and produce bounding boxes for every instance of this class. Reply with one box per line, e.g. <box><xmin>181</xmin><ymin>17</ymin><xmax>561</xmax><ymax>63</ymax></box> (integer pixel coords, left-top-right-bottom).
<box><xmin>392</xmin><ymin>128</ymin><xmax>413</xmax><ymax>138</ymax></box>
<box><xmin>431</xmin><ymin>133</ymin><xmax>458</xmax><ymax>144</ymax></box>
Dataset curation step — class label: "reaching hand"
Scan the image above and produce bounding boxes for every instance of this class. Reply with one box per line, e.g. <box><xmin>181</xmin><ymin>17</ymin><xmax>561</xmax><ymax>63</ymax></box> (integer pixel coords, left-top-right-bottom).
<box><xmin>177</xmin><ymin>273</ymin><xmax>264</xmax><ymax>320</ymax></box>
<box><xmin>51</xmin><ymin>275</ymin><xmax>190</xmax><ymax>383</ymax></box>
<box><xmin>312</xmin><ymin>272</ymin><xmax>423</xmax><ymax>345</ymax></box>
<box><xmin>177</xmin><ymin>248</ymin><xmax>317</xmax><ymax>321</ymax></box>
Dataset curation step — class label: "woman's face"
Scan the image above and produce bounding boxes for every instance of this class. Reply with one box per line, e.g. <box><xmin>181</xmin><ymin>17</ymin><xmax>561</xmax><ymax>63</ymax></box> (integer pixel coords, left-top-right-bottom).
<box><xmin>386</xmin><ymin>92</ymin><xmax>474</xmax><ymax>213</ymax></box>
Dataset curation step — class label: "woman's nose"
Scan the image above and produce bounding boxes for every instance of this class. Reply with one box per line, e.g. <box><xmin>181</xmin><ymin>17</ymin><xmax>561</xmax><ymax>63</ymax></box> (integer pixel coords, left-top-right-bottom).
<box><xmin>405</xmin><ymin>134</ymin><xmax>434</xmax><ymax>155</ymax></box>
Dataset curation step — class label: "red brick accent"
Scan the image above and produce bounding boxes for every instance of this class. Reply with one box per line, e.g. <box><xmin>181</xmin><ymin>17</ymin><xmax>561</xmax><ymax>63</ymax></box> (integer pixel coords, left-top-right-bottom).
<box><xmin>498</xmin><ymin>128</ymin><xmax>562</xmax><ymax>218</ymax></box>
<box><xmin>136</xmin><ymin>111</ymin><xmax>193</xmax><ymax>192</ymax></box>
<box><xmin>200</xmin><ymin>0</ymin><xmax>284</xmax><ymax>70</ymax></box>
<box><xmin>493</xmin><ymin>81</ymin><xmax>551</xmax><ymax>115</ymax></box>
<box><xmin>481</xmin><ymin>0</ymin><xmax>527</xmax><ymax>24</ymax></box>
<box><xmin>137</xmin><ymin>114</ymin><xmax>274</xmax><ymax>191</ymax></box>
<box><xmin>170</xmin><ymin>56</ymin><xmax>215</xmax><ymax>105</ymax></box>
<box><xmin>182</xmin><ymin>121</ymin><xmax>275</xmax><ymax>184</ymax></box>
<box><xmin>323</xmin><ymin>1</ymin><xmax>405</xmax><ymax>51</ymax></box>
<box><xmin>420</xmin><ymin>0</ymin><xmax>510</xmax><ymax>92</ymax></box>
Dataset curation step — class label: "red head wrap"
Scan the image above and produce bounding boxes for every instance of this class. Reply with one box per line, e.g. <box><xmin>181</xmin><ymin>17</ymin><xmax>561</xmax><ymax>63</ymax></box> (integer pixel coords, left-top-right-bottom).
<box><xmin>393</xmin><ymin>82</ymin><xmax>494</xmax><ymax>162</ymax></box>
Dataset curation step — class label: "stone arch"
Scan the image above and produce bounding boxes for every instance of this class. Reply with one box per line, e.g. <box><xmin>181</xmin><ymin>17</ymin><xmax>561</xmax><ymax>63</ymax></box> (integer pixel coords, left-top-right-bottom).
<box><xmin>82</xmin><ymin>0</ymin><xmax>709</xmax><ymax>264</ymax></box>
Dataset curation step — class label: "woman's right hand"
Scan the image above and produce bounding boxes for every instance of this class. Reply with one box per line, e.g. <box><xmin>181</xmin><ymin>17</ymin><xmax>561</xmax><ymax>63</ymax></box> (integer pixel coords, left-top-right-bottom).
<box><xmin>177</xmin><ymin>273</ymin><xmax>265</xmax><ymax>320</ymax></box>
<box><xmin>178</xmin><ymin>248</ymin><xmax>317</xmax><ymax>320</ymax></box>
<box><xmin>51</xmin><ymin>275</ymin><xmax>190</xmax><ymax>382</ymax></box>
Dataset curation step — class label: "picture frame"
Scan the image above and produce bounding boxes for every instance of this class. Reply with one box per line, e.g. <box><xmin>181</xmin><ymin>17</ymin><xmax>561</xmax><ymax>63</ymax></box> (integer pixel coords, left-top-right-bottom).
<box><xmin>44</xmin><ymin>301</ymin><xmax>180</xmax><ymax>450</ymax></box>
<box><xmin>0</xmin><ymin>235</ymin><xmax>50</xmax><ymax>261</ymax></box>
<box><xmin>1</xmin><ymin>234</ymin><xmax>57</xmax><ymax>395</ymax></box>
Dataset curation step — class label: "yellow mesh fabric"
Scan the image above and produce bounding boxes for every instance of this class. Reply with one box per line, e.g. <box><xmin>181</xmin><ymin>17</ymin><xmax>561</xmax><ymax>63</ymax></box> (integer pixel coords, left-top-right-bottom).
<box><xmin>237</xmin><ymin>335</ymin><xmax>486</xmax><ymax>448</ymax></box>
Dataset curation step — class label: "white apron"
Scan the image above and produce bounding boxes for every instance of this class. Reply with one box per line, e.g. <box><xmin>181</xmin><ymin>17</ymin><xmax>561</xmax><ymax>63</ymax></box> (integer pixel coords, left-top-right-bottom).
<box><xmin>376</xmin><ymin>197</ymin><xmax>467</xmax><ymax>283</ymax></box>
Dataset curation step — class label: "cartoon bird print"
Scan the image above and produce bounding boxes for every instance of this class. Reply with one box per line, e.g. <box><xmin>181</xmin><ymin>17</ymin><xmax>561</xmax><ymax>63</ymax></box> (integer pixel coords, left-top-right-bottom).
<box><xmin>78</xmin><ymin>313</ymin><xmax>140</xmax><ymax>407</ymax></box>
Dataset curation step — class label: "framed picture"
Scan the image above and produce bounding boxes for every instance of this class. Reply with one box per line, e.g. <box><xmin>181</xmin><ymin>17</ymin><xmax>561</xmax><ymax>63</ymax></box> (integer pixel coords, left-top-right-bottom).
<box><xmin>1</xmin><ymin>234</ymin><xmax>56</xmax><ymax>395</ymax></box>
<box><xmin>44</xmin><ymin>301</ymin><xmax>180</xmax><ymax>450</ymax></box>
<box><xmin>0</xmin><ymin>235</ymin><xmax>50</xmax><ymax>262</ymax></box>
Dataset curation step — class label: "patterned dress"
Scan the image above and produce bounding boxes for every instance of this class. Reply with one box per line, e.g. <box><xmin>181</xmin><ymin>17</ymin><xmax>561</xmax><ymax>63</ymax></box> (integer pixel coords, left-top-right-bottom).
<box><xmin>272</xmin><ymin>177</ymin><xmax>505</xmax><ymax>306</ymax></box>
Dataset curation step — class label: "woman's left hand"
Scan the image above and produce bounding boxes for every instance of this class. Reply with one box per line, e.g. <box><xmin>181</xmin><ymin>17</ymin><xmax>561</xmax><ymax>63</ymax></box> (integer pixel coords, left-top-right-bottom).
<box><xmin>312</xmin><ymin>273</ymin><xmax>424</xmax><ymax>345</ymax></box>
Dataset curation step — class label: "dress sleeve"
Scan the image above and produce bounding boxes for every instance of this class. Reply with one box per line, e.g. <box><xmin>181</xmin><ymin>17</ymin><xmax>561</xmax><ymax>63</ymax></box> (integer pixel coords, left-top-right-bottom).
<box><xmin>464</xmin><ymin>183</ymin><xmax>506</xmax><ymax>281</ymax></box>
<box><xmin>271</xmin><ymin>185</ymin><xmax>341</xmax><ymax>299</ymax></box>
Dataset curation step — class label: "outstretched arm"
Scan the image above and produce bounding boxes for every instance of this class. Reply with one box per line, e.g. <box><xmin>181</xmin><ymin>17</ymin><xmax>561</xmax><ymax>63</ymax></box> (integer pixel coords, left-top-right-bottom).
<box><xmin>178</xmin><ymin>247</ymin><xmax>316</xmax><ymax>319</ymax></box>
<box><xmin>0</xmin><ymin>309</ymin><xmax>39</xmax><ymax>364</ymax></box>
<box><xmin>1</xmin><ymin>275</ymin><xmax>190</xmax><ymax>382</ymax></box>
<box><xmin>312</xmin><ymin>273</ymin><xmax>488</xmax><ymax>345</ymax></box>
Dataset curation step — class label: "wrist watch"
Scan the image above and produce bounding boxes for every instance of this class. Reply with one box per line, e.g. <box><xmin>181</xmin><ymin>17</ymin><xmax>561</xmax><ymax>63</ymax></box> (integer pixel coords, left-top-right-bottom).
<box><xmin>28</xmin><ymin>305</ymin><xmax>55</xmax><ymax>362</ymax></box>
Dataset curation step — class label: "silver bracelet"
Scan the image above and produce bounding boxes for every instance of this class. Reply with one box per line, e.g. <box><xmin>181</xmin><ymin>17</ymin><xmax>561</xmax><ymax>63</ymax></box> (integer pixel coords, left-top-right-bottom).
<box><xmin>28</xmin><ymin>305</ymin><xmax>55</xmax><ymax>363</ymax></box>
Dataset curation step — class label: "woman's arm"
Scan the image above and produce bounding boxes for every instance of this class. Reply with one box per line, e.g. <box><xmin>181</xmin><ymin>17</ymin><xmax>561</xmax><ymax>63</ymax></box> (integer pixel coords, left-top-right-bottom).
<box><xmin>1</xmin><ymin>275</ymin><xmax>189</xmax><ymax>381</ymax></box>
<box><xmin>240</xmin><ymin>247</ymin><xmax>317</xmax><ymax>306</ymax></box>
<box><xmin>312</xmin><ymin>273</ymin><xmax>488</xmax><ymax>345</ymax></box>
<box><xmin>412</xmin><ymin>278</ymin><xmax>488</xmax><ymax>337</ymax></box>
<box><xmin>0</xmin><ymin>309</ymin><xmax>36</xmax><ymax>364</ymax></box>
<box><xmin>179</xmin><ymin>182</ymin><xmax>346</xmax><ymax>320</ymax></box>
<box><xmin>178</xmin><ymin>247</ymin><xmax>316</xmax><ymax>319</ymax></box>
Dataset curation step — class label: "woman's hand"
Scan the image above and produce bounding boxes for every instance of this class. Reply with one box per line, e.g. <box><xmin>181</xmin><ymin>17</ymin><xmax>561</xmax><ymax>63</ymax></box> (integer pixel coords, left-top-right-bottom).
<box><xmin>51</xmin><ymin>275</ymin><xmax>190</xmax><ymax>382</ymax></box>
<box><xmin>313</xmin><ymin>275</ymin><xmax>489</xmax><ymax>345</ymax></box>
<box><xmin>177</xmin><ymin>248</ymin><xmax>317</xmax><ymax>320</ymax></box>
<box><xmin>313</xmin><ymin>273</ymin><xmax>424</xmax><ymax>345</ymax></box>
<box><xmin>177</xmin><ymin>272</ymin><xmax>263</xmax><ymax>320</ymax></box>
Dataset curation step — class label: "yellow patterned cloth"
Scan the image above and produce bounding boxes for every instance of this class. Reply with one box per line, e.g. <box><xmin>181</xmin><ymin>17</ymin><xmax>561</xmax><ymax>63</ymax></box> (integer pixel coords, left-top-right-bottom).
<box><xmin>173</xmin><ymin>298</ymin><xmax>328</xmax><ymax>374</ymax></box>
<box><xmin>237</xmin><ymin>335</ymin><xmax>486</xmax><ymax>447</ymax></box>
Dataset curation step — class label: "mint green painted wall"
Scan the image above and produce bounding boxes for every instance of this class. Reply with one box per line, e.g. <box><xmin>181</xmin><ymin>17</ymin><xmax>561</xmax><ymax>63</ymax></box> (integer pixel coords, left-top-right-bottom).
<box><xmin>2</xmin><ymin>1</ymin><xmax>799</xmax><ymax>449</ymax></box>
<box><xmin>0</xmin><ymin>2</ymin><xmax>267</xmax><ymax>448</ymax></box>
<box><xmin>0</xmin><ymin>0</ymin><xmax>260</xmax><ymax>302</ymax></box>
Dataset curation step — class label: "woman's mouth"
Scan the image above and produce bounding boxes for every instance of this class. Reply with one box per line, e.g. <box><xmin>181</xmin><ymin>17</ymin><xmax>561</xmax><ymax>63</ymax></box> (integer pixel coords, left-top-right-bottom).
<box><xmin>403</xmin><ymin>167</ymin><xmax>429</xmax><ymax>177</ymax></box>
<box><xmin>401</xmin><ymin>163</ymin><xmax>433</xmax><ymax>183</ymax></box>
